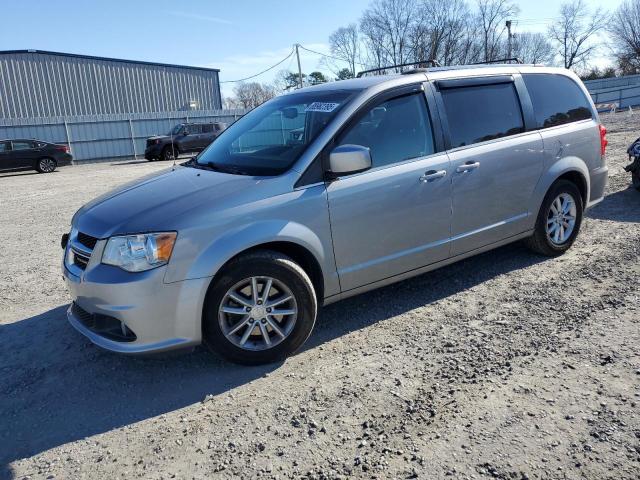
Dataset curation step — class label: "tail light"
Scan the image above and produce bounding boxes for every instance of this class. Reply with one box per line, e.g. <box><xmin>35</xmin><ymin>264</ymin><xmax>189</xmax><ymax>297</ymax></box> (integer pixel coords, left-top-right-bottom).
<box><xmin>55</xmin><ymin>144</ymin><xmax>70</xmax><ymax>153</ymax></box>
<box><xmin>599</xmin><ymin>124</ymin><xmax>608</xmax><ymax>156</ymax></box>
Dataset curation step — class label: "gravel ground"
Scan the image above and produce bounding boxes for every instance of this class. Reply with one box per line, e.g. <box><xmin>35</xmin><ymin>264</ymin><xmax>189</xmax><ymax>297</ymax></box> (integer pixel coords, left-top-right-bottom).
<box><xmin>1</xmin><ymin>115</ymin><xmax>640</xmax><ymax>480</ymax></box>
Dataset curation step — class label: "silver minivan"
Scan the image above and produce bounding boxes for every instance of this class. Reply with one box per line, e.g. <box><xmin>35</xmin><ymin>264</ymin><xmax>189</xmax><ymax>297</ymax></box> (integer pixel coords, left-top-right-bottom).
<box><xmin>62</xmin><ymin>65</ymin><xmax>608</xmax><ymax>364</ymax></box>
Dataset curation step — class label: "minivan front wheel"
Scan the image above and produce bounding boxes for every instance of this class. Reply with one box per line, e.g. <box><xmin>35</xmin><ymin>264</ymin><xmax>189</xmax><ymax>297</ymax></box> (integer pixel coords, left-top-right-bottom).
<box><xmin>526</xmin><ymin>179</ymin><xmax>583</xmax><ymax>256</ymax></box>
<box><xmin>203</xmin><ymin>251</ymin><xmax>317</xmax><ymax>365</ymax></box>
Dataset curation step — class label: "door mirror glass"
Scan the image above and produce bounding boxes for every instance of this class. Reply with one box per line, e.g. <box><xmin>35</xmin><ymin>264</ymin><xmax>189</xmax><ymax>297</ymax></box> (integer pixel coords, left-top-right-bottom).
<box><xmin>328</xmin><ymin>144</ymin><xmax>372</xmax><ymax>175</ymax></box>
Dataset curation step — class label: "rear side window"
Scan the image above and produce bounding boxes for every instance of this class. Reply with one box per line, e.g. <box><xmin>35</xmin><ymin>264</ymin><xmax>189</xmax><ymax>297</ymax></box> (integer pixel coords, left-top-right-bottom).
<box><xmin>201</xmin><ymin>124</ymin><xmax>214</xmax><ymax>133</ymax></box>
<box><xmin>440</xmin><ymin>82</ymin><xmax>524</xmax><ymax>148</ymax></box>
<box><xmin>523</xmin><ymin>74</ymin><xmax>593</xmax><ymax>129</ymax></box>
<box><xmin>0</xmin><ymin>142</ymin><xmax>8</xmax><ymax>152</ymax></box>
<box><xmin>12</xmin><ymin>141</ymin><xmax>33</xmax><ymax>150</ymax></box>
<box><xmin>338</xmin><ymin>93</ymin><xmax>435</xmax><ymax>168</ymax></box>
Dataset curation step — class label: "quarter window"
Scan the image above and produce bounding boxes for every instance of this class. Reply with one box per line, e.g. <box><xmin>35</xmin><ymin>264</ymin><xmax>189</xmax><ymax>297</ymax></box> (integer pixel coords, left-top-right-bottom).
<box><xmin>338</xmin><ymin>92</ymin><xmax>435</xmax><ymax>168</ymax></box>
<box><xmin>523</xmin><ymin>74</ymin><xmax>593</xmax><ymax>129</ymax></box>
<box><xmin>0</xmin><ymin>142</ymin><xmax>8</xmax><ymax>152</ymax></box>
<box><xmin>441</xmin><ymin>82</ymin><xmax>524</xmax><ymax>148</ymax></box>
<box><xmin>201</xmin><ymin>124</ymin><xmax>214</xmax><ymax>133</ymax></box>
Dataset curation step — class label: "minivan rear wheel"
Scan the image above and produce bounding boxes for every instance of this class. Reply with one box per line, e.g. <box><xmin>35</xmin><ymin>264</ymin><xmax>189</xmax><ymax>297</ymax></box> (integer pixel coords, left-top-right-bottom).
<box><xmin>203</xmin><ymin>250</ymin><xmax>317</xmax><ymax>365</ymax></box>
<box><xmin>525</xmin><ymin>179</ymin><xmax>583</xmax><ymax>256</ymax></box>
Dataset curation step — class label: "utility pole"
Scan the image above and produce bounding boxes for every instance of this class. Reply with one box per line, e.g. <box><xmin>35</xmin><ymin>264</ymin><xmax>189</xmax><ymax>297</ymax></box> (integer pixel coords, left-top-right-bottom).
<box><xmin>506</xmin><ymin>20</ymin><xmax>513</xmax><ymax>60</ymax></box>
<box><xmin>295</xmin><ymin>43</ymin><xmax>303</xmax><ymax>89</ymax></box>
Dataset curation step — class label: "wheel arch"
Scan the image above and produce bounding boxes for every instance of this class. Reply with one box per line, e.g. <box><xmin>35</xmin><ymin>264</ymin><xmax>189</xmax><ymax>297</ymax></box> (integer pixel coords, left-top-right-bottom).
<box><xmin>530</xmin><ymin>157</ymin><xmax>590</xmax><ymax>225</ymax></box>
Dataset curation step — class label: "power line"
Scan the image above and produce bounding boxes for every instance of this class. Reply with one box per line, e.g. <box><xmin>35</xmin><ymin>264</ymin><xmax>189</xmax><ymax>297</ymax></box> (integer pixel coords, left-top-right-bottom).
<box><xmin>297</xmin><ymin>44</ymin><xmax>367</xmax><ymax>67</ymax></box>
<box><xmin>220</xmin><ymin>48</ymin><xmax>294</xmax><ymax>84</ymax></box>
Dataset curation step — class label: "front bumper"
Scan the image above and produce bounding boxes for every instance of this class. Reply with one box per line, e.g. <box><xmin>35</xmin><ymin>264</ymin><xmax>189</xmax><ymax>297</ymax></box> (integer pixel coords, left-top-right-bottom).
<box><xmin>144</xmin><ymin>145</ymin><xmax>162</xmax><ymax>160</ymax></box>
<box><xmin>62</xmin><ymin>237</ymin><xmax>210</xmax><ymax>354</ymax></box>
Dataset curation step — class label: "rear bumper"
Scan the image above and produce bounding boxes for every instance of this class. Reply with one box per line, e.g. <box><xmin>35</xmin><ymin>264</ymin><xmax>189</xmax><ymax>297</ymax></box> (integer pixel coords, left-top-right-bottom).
<box><xmin>57</xmin><ymin>153</ymin><xmax>73</xmax><ymax>166</ymax></box>
<box><xmin>62</xmin><ymin>243</ymin><xmax>210</xmax><ymax>354</ymax></box>
<box><xmin>587</xmin><ymin>165</ymin><xmax>608</xmax><ymax>209</ymax></box>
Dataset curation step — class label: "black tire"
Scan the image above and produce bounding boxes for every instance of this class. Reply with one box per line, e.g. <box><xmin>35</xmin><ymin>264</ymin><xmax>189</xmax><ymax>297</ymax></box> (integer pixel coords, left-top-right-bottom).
<box><xmin>36</xmin><ymin>157</ymin><xmax>57</xmax><ymax>173</ymax></box>
<box><xmin>632</xmin><ymin>171</ymin><xmax>640</xmax><ymax>192</ymax></box>
<box><xmin>525</xmin><ymin>179</ymin><xmax>583</xmax><ymax>256</ymax></box>
<box><xmin>203</xmin><ymin>250</ymin><xmax>318</xmax><ymax>365</ymax></box>
<box><xmin>161</xmin><ymin>145</ymin><xmax>177</xmax><ymax>161</ymax></box>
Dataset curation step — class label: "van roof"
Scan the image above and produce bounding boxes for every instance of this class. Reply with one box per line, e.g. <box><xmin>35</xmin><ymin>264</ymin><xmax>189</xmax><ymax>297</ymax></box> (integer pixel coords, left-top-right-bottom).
<box><xmin>294</xmin><ymin>64</ymin><xmax>571</xmax><ymax>94</ymax></box>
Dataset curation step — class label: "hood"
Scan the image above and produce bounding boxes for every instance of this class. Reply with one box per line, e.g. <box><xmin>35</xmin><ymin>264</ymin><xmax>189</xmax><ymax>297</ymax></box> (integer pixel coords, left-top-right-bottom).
<box><xmin>147</xmin><ymin>135</ymin><xmax>169</xmax><ymax>142</ymax></box>
<box><xmin>73</xmin><ymin>166</ymin><xmax>266</xmax><ymax>238</ymax></box>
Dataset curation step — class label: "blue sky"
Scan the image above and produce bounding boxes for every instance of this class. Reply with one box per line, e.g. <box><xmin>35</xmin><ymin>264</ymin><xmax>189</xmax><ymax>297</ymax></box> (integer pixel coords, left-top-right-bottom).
<box><xmin>0</xmin><ymin>0</ymin><xmax>621</xmax><ymax>97</ymax></box>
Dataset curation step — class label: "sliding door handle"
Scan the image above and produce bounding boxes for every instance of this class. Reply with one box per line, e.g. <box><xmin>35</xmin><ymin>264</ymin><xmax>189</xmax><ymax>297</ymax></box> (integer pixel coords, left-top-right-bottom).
<box><xmin>456</xmin><ymin>161</ymin><xmax>480</xmax><ymax>173</ymax></box>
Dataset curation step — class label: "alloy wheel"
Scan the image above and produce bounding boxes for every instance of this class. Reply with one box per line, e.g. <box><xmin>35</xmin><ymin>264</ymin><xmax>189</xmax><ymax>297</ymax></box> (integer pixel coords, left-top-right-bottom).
<box><xmin>40</xmin><ymin>158</ymin><xmax>55</xmax><ymax>172</ymax></box>
<box><xmin>218</xmin><ymin>276</ymin><xmax>298</xmax><ymax>351</ymax></box>
<box><xmin>545</xmin><ymin>192</ymin><xmax>577</xmax><ymax>245</ymax></box>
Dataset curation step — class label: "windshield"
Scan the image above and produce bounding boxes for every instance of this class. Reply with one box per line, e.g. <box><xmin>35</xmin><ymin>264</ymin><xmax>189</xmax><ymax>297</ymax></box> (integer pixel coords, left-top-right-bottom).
<box><xmin>194</xmin><ymin>89</ymin><xmax>358</xmax><ymax>176</ymax></box>
<box><xmin>169</xmin><ymin>124</ymin><xmax>184</xmax><ymax>136</ymax></box>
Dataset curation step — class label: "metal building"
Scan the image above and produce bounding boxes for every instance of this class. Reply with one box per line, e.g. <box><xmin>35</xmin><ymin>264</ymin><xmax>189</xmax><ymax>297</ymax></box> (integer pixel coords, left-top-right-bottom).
<box><xmin>0</xmin><ymin>49</ymin><xmax>222</xmax><ymax>119</ymax></box>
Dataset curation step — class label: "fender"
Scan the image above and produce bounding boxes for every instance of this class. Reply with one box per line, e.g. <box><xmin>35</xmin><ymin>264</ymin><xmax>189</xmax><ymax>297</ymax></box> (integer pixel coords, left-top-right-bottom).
<box><xmin>166</xmin><ymin>219</ymin><xmax>335</xmax><ymax>292</ymax></box>
<box><xmin>528</xmin><ymin>155</ymin><xmax>590</xmax><ymax>228</ymax></box>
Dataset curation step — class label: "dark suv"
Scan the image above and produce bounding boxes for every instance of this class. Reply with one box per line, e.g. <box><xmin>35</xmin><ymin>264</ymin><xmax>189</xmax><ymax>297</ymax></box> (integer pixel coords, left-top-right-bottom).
<box><xmin>0</xmin><ymin>139</ymin><xmax>72</xmax><ymax>173</ymax></box>
<box><xmin>145</xmin><ymin>122</ymin><xmax>227</xmax><ymax>161</ymax></box>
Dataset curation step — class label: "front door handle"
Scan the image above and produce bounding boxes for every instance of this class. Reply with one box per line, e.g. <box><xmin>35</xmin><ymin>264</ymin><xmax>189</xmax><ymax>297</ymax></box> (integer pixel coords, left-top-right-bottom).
<box><xmin>456</xmin><ymin>161</ymin><xmax>480</xmax><ymax>173</ymax></box>
<box><xmin>419</xmin><ymin>169</ymin><xmax>447</xmax><ymax>183</ymax></box>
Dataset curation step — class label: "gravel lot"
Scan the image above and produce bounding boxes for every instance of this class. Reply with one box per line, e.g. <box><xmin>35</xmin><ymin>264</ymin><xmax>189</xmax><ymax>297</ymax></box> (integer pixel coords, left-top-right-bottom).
<box><xmin>1</xmin><ymin>114</ymin><xmax>640</xmax><ymax>480</ymax></box>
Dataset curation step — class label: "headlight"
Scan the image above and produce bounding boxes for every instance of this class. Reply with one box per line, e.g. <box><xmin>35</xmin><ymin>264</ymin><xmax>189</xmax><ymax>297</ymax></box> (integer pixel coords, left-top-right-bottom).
<box><xmin>102</xmin><ymin>232</ymin><xmax>177</xmax><ymax>272</ymax></box>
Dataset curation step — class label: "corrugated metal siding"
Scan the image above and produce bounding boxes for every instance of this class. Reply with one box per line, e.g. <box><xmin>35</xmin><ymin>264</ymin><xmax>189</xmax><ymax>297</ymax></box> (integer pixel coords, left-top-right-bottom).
<box><xmin>584</xmin><ymin>74</ymin><xmax>640</xmax><ymax>92</ymax></box>
<box><xmin>0</xmin><ymin>109</ymin><xmax>247</xmax><ymax>162</ymax></box>
<box><xmin>0</xmin><ymin>51</ymin><xmax>222</xmax><ymax>119</ymax></box>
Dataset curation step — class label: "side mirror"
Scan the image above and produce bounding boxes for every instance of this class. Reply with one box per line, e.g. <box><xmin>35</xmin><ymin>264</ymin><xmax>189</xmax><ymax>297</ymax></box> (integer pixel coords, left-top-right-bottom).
<box><xmin>328</xmin><ymin>144</ymin><xmax>372</xmax><ymax>176</ymax></box>
<box><xmin>182</xmin><ymin>131</ymin><xmax>189</xmax><ymax>136</ymax></box>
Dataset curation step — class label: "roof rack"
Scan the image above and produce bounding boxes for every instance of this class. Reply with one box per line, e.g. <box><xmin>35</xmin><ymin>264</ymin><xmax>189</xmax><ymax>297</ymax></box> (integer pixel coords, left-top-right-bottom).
<box><xmin>356</xmin><ymin>60</ymin><xmax>441</xmax><ymax>78</ymax></box>
<box><xmin>470</xmin><ymin>57</ymin><xmax>523</xmax><ymax>65</ymax></box>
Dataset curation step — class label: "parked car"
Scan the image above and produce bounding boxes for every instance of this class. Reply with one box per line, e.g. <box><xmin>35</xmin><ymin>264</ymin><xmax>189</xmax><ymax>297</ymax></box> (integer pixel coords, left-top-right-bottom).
<box><xmin>144</xmin><ymin>122</ymin><xmax>227</xmax><ymax>161</ymax></box>
<box><xmin>0</xmin><ymin>139</ymin><xmax>72</xmax><ymax>173</ymax></box>
<box><xmin>624</xmin><ymin>136</ymin><xmax>640</xmax><ymax>190</ymax></box>
<box><xmin>62</xmin><ymin>64</ymin><xmax>607</xmax><ymax>365</ymax></box>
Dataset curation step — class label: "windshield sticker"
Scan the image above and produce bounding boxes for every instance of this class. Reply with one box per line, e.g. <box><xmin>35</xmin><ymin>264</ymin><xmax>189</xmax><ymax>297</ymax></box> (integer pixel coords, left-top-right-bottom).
<box><xmin>305</xmin><ymin>102</ymin><xmax>340</xmax><ymax>113</ymax></box>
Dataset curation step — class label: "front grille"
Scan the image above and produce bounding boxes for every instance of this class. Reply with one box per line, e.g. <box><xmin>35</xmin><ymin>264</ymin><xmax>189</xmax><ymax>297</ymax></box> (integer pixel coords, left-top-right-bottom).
<box><xmin>71</xmin><ymin>302</ymin><xmax>93</xmax><ymax>323</ymax></box>
<box><xmin>77</xmin><ymin>232</ymin><xmax>98</xmax><ymax>250</ymax></box>
<box><xmin>72</xmin><ymin>250</ymin><xmax>90</xmax><ymax>269</ymax></box>
<box><xmin>71</xmin><ymin>302</ymin><xmax>137</xmax><ymax>342</ymax></box>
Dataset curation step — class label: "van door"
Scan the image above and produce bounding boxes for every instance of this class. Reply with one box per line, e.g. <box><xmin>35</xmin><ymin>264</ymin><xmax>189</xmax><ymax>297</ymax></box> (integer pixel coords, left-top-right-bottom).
<box><xmin>326</xmin><ymin>87</ymin><xmax>452</xmax><ymax>292</ymax></box>
<box><xmin>435</xmin><ymin>76</ymin><xmax>544</xmax><ymax>256</ymax></box>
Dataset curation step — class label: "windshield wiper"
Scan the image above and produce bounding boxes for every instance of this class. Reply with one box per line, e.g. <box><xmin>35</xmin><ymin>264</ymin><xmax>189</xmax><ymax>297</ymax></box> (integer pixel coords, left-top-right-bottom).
<box><xmin>205</xmin><ymin>162</ymin><xmax>251</xmax><ymax>176</ymax></box>
<box><xmin>182</xmin><ymin>158</ymin><xmax>250</xmax><ymax>175</ymax></box>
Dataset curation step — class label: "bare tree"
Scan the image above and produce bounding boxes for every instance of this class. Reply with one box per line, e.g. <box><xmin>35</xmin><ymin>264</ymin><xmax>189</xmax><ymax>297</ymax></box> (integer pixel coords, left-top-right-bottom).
<box><xmin>610</xmin><ymin>0</ymin><xmax>640</xmax><ymax>74</ymax></box>
<box><xmin>232</xmin><ymin>82</ymin><xmax>277</xmax><ymax>109</ymax></box>
<box><xmin>548</xmin><ymin>0</ymin><xmax>608</xmax><ymax>69</ymax></box>
<box><xmin>412</xmin><ymin>0</ymin><xmax>474</xmax><ymax>65</ymax></box>
<box><xmin>512</xmin><ymin>32</ymin><xmax>555</xmax><ymax>64</ymax></box>
<box><xmin>329</xmin><ymin>24</ymin><xmax>361</xmax><ymax>76</ymax></box>
<box><xmin>476</xmin><ymin>0</ymin><xmax>519</xmax><ymax>62</ymax></box>
<box><xmin>360</xmin><ymin>0</ymin><xmax>417</xmax><ymax>69</ymax></box>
